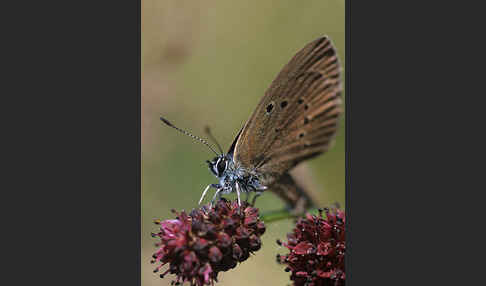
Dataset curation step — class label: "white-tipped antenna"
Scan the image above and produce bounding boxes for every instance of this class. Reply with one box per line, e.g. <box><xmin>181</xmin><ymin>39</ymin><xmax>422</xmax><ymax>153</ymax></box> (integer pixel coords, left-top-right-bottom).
<box><xmin>160</xmin><ymin>116</ymin><xmax>220</xmax><ymax>156</ymax></box>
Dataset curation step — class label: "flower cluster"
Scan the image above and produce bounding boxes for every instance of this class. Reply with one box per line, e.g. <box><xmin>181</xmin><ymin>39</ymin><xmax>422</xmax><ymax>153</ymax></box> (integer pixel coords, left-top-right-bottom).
<box><xmin>277</xmin><ymin>208</ymin><xmax>345</xmax><ymax>286</ymax></box>
<box><xmin>151</xmin><ymin>198</ymin><xmax>266</xmax><ymax>286</ymax></box>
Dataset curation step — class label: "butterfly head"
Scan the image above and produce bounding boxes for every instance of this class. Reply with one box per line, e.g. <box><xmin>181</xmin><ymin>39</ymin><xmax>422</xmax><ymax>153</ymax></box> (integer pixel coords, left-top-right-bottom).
<box><xmin>207</xmin><ymin>155</ymin><xmax>230</xmax><ymax>177</ymax></box>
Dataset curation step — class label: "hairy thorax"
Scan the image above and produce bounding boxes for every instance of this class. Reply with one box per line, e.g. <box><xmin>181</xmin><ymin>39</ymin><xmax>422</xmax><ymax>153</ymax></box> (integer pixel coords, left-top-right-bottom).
<box><xmin>218</xmin><ymin>160</ymin><xmax>264</xmax><ymax>194</ymax></box>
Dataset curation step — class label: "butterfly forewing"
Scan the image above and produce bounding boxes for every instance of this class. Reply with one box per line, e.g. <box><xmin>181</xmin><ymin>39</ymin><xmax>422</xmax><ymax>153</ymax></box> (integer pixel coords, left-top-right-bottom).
<box><xmin>233</xmin><ymin>36</ymin><xmax>342</xmax><ymax>186</ymax></box>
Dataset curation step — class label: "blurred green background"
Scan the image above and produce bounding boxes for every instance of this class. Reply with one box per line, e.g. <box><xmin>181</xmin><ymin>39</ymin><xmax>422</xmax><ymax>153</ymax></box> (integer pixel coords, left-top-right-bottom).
<box><xmin>142</xmin><ymin>0</ymin><xmax>344</xmax><ymax>285</ymax></box>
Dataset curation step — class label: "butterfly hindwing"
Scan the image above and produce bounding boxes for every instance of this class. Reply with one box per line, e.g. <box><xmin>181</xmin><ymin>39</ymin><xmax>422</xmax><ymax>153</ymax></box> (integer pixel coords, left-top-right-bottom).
<box><xmin>269</xmin><ymin>172</ymin><xmax>316</xmax><ymax>211</ymax></box>
<box><xmin>233</xmin><ymin>36</ymin><xmax>342</xmax><ymax>186</ymax></box>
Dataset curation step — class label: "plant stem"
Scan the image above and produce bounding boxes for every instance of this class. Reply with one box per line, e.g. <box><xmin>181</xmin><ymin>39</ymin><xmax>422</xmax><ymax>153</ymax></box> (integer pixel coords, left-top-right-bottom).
<box><xmin>260</xmin><ymin>207</ymin><xmax>320</xmax><ymax>223</ymax></box>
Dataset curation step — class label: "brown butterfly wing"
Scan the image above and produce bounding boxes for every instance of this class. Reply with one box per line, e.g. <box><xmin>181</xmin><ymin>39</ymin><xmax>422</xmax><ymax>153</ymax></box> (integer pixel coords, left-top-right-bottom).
<box><xmin>269</xmin><ymin>172</ymin><xmax>316</xmax><ymax>211</ymax></box>
<box><xmin>233</xmin><ymin>36</ymin><xmax>342</xmax><ymax>187</ymax></box>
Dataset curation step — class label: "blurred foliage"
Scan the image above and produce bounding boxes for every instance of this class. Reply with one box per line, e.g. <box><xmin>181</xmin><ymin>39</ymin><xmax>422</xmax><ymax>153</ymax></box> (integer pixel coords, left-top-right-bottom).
<box><xmin>142</xmin><ymin>0</ymin><xmax>344</xmax><ymax>285</ymax></box>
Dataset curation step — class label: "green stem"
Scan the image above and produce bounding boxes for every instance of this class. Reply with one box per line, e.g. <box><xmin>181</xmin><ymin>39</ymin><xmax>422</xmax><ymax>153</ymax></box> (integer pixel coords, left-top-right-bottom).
<box><xmin>260</xmin><ymin>207</ymin><xmax>321</xmax><ymax>223</ymax></box>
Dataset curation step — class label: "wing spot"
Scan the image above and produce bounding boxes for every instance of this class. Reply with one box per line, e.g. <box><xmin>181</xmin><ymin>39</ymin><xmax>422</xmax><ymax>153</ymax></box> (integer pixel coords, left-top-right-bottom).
<box><xmin>266</xmin><ymin>102</ymin><xmax>274</xmax><ymax>114</ymax></box>
<box><xmin>299</xmin><ymin>132</ymin><xmax>305</xmax><ymax>138</ymax></box>
<box><xmin>298</xmin><ymin>98</ymin><xmax>304</xmax><ymax>104</ymax></box>
<box><xmin>280</xmin><ymin>100</ymin><xmax>288</xmax><ymax>108</ymax></box>
<box><xmin>304</xmin><ymin>104</ymin><xmax>309</xmax><ymax>110</ymax></box>
<box><xmin>304</xmin><ymin>117</ymin><xmax>310</xmax><ymax>125</ymax></box>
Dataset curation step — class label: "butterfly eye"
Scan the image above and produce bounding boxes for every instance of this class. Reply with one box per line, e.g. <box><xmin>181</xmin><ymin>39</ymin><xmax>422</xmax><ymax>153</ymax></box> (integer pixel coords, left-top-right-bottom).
<box><xmin>217</xmin><ymin>159</ymin><xmax>227</xmax><ymax>174</ymax></box>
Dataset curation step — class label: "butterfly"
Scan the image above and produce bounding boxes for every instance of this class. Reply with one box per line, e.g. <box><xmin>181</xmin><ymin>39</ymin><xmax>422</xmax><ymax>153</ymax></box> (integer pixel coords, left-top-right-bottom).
<box><xmin>161</xmin><ymin>36</ymin><xmax>342</xmax><ymax>213</ymax></box>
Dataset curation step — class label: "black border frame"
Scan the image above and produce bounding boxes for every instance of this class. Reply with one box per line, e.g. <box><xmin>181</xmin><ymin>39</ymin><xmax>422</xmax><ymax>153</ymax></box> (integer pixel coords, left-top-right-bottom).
<box><xmin>11</xmin><ymin>0</ymin><xmax>461</xmax><ymax>284</ymax></box>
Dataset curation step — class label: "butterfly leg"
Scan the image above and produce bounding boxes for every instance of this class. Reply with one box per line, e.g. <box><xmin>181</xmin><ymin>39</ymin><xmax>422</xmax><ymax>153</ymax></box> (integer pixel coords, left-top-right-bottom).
<box><xmin>199</xmin><ymin>183</ymin><xmax>220</xmax><ymax>205</ymax></box>
<box><xmin>235</xmin><ymin>182</ymin><xmax>242</xmax><ymax>207</ymax></box>
<box><xmin>250</xmin><ymin>191</ymin><xmax>263</xmax><ymax>207</ymax></box>
<box><xmin>244</xmin><ymin>191</ymin><xmax>250</xmax><ymax>203</ymax></box>
<box><xmin>210</xmin><ymin>188</ymin><xmax>222</xmax><ymax>208</ymax></box>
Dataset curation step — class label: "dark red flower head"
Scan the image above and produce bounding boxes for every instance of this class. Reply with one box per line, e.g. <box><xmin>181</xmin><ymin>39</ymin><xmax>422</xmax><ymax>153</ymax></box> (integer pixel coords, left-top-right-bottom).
<box><xmin>277</xmin><ymin>208</ymin><xmax>345</xmax><ymax>286</ymax></box>
<box><xmin>151</xmin><ymin>198</ymin><xmax>266</xmax><ymax>286</ymax></box>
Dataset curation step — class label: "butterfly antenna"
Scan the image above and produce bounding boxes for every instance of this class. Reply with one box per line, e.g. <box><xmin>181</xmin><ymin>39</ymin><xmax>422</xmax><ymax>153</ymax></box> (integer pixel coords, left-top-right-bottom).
<box><xmin>204</xmin><ymin>126</ymin><xmax>224</xmax><ymax>154</ymax></box>
<box><xmin>160</xmin><ymin>116</ymin><xmax>220</xmax><ymax>156</ymax></box>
